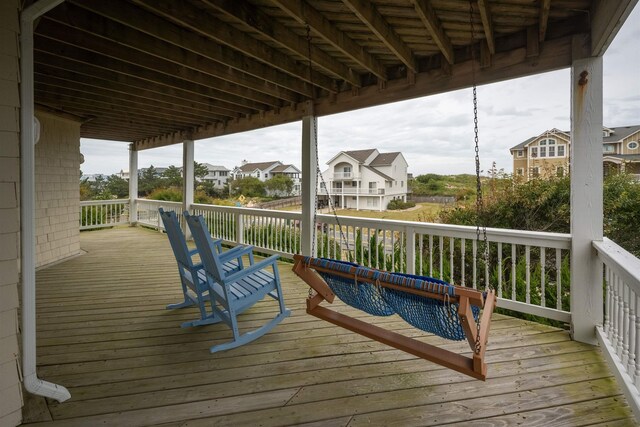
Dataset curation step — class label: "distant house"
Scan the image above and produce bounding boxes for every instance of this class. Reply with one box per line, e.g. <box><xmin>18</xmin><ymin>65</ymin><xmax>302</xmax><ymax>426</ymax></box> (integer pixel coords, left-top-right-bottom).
<box><xmin>319</xmin><ymin>148</ymin><xmax>409</xmax><ymax>211</ymax></box>
<box><xmin>232</xmin><ymin>160</ymin><xmax>301</xmax><ymax>196</ymax></box>
<box><xmin>80</xmin><ymin>173</ymin><xmax>107</xmax><ymax>182</ymax></box>
<box><xmin>200</xmin><ymin>163</ymin><xmax>230</xmax><ymax>189</ymax></box>
<box><xmin>511</xmin><ymin>125</ymin><xmax>640</xmax><ymax>181</ymax></box>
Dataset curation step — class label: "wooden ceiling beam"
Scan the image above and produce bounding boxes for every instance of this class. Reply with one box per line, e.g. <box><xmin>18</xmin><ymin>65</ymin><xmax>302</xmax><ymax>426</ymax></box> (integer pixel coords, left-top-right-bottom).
<box><xmin>539</xmin><ymin>0</ymin><xmax>551</xmax><ymax>42</ymax></box>
<box><xmin>35</xmin><ymin>86</ymin><xmax>209</xmax><ymax>126</ymax></box>
<box><xmin>202</xmin><ymin>0</ymin><xmax>360</xmax><ymax>88</ymax></box>
<box><xmin>33</xmin><ymin>39</ymin><xmax>271</xmax><ymax>112</ymax></box>
<box><xmin>477</xmin><ymin>0</ymin><xmax>495</xmax><ymax>54</ymax></box>
<box><xmin>34</xmin><ymin>71</ymin><xmax>238</xmax><ymax>120</ymax></box>
<box><xmin>342</xmin><ymin>0</ymin><xmax>417</xmax><ymax>72</ymax></box>
<box><xmin>411</xmin><ymin>0</ymin><xmax>455</xmax><ymax>65</ymax></box>
<box><xmin>272</xmin><ymin>0</ymin><xmax>388</xmax><ymax>80</ymax></box>
<box><xmin>42</xmin><ymin>6</ymin><xmax>302</xmax><ymax>103</ymax></box>
<box><xmin>129</xmin><ymin>0</ymin><xmax>336</xmax><ymax>93</ymax></box>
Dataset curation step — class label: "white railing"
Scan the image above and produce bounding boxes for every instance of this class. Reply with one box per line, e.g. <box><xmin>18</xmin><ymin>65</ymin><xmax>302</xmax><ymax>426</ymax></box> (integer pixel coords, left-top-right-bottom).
<box><xmin>325</xmin><ymin>187</ymin><xmax>385</xmax><ymax>195</ymax></box>
<box><xmin>79</xmin><ymin>199</ymin><xmax>129</xmax><ymax>230</ymax></box>
<box><xmin>594</xmin><ymin>238</ymin><xmax>640</xmax><ymax>419</ymax></box>
<box><xmin>79</xmin><ymin>199</ymin><xmax>572</xmax><ymax>323</ymax></box>
<box><xmin>333</xmin><ymin>172</ymin><xmax>359</xmax><ymax>179</ymax></box>
<box><xmin>314</xmin><ymin>214</ymin><xmax>572</xmax><ymax>323</ymax></box>
<box><xmin>135</xmin><ymin>199</ymin><xmax>183</xmax><ymax>230</ymax></box>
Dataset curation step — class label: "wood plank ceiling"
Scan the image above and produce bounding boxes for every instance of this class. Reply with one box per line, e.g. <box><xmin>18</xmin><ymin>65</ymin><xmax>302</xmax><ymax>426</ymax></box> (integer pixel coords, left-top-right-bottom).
<box><xmin>32</xmin><ymin>0</ymin><xmax>596</xmax><ymax>149</ymax></box>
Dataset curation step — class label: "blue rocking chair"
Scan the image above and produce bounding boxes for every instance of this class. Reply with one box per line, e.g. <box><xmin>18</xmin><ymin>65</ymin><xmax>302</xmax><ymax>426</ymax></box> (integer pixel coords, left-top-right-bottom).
<box><xmin>159</xmin><ymin>208</ymin><xmax>246</xmax><ymax>328</ymax></box>
<box><xmin>184</xmin><ymin>211</ymin><xmax>291</xmax><ymax>353</ymax></box>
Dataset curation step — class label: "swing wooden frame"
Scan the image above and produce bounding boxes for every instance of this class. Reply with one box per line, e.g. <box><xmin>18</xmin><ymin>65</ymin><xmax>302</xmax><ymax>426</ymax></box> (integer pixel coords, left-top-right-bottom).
<box><xmin>293</xmin><ymin>254</ymin><xmax>497</xmax><ymax>380</ymax></box>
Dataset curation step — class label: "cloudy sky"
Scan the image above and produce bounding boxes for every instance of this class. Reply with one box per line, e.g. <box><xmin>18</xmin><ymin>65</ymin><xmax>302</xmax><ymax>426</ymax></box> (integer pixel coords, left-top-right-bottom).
<box><xmin>81</xmin><ymin>6</ymin><xmax>640</xmax><ymax>177</ymax></box>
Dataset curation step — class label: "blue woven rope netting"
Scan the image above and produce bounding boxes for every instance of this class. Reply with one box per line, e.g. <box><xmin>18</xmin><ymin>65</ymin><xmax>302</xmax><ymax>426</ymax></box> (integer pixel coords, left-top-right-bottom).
<box><xmin>307</xmin><ymin>257</ymin><xmax>480</xmax><ymax>341</ymax></box>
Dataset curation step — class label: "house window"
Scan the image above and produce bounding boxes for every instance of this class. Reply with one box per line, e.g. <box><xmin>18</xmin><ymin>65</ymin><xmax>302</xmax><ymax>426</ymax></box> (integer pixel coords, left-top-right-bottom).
<box><xmin>628</xmin><ymin>141</ymin><xmax>639</xmax><ymax>150</ymax></box>
<box><xmin>532</xmin><ymin>167</ymin><xmax>540</xmax><ymax>177</ymax></box>
<box><xmin>517</xmin><ymin>150</ymin><xmax>524</xmax><ymax>157</ymax></box>
<box><xmin>401</xmin><ymin>181</ymin><xmax>404</xmax><ymax>187</ymax></box>
<box><xmin>557</xmin><ymin>145</ymin><xmax>565</xmax><ymax>157</ymax></box>
<box><xmin>548</xmin><ymin>146</ymin><xmax>555</xmax><ymax>157</ymax></box>
<box><xmin>556</xmin><ymin>167</ymin><xmax>564</xmax><ymax>177</ymax></box>
<box><xmin>540</xmin><ymin>147</ymin><xmax>546</xmax><ymax>157</ymax></box>
<box><xmin>603</xmin><ymin>144</ymin><xmax>615</xmax><ymax>153</ymax></box>
<box><xmin>547</xmin><ymin>139</ymin><xmax>556</xmax><ymax>145</ymax></box>
<box><xmin>531</xmin><ymin>147</ymin><xmax>538</xmax><ymax>158</ymax></box>
<box><xmin>539</xmin><ymin>140</ymin><xmax>546</xmax><ymax>146</ymax></box>
<box><xmin>256</xmin><ymin>171</ymin><xmax>261</xmax><ymax>178</ymax></box>
<box><xmin>218</xmin><ymin>180</ymin><xmax>221</xmax><ymax>185</ymax></box>
<box><xmin>516</xmin><ymin>168</ymin><xmax>524</xmax><ymax>176</ymax></box>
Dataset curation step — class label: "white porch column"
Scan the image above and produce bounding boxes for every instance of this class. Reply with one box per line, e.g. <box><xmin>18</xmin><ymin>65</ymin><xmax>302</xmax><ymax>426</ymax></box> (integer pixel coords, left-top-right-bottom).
<box><xmin>301</xmin><ymin>116</ymin><xmax>317</xmax><ymax>256</ymax></box>
<box><xmin>570</xmin><ymin>52</ymin><xmax>604</xmax><ymax>344</ymax></box>
<box><xmin>183</xmin><ymin>139</ymin><xmax>194</xmax><ymax>237</ymax></box>
<box><xmin>128</xmin><ymin>144</ymin><xmax>138</xmax><ymax>225</ymax></box>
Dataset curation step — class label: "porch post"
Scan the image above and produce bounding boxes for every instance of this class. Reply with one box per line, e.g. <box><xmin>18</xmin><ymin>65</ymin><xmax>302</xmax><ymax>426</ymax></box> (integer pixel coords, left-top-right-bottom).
<box><xmin>301</xmin><ymin>115</ymin><xmax>317</xmax><ymax>257</ymax></box>
<box><xmin>183</xmin><ymin>139</ymin><xmax>194</xmax><ymax>238</ymax></box>
<box><xmin>570</xmin><ymin>47</ymin><xmax>604</xmax><ymax>344</ymax></box>
<box><xmin>128</xmin><ymin>144</ymin><xmax>138</xmax><ymax>225</ymax></box>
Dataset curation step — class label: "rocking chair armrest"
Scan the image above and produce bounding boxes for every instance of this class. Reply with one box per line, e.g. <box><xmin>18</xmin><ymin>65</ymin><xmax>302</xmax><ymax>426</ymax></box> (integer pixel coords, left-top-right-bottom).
<box><xmin>219</xmin><ymin>245</ymin><xmax>254</xmax><ymax>263</ymax></box>
<box><xmin>188</xmin><ymin>248</ymin><xmax>199</xmax><ymax>257</ymax></box>
<box><xmin>223</xmin><ymin>254</ymin><xmax>280</xmax><ymax>284</ymax></box>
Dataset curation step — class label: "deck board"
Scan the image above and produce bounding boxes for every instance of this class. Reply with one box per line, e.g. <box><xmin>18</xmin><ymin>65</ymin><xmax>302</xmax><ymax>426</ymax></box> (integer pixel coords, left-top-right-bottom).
<box><xmin>24</xmin><ymin>227</ymin><xmax>635</xmax><ymax>426</ymax></box>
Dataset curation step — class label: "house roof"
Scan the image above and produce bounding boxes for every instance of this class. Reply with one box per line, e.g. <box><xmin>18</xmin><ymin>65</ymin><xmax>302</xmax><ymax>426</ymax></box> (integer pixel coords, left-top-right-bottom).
<box><xmin>369</xmin><ymin>152</ymin><xmax>401</xmax><ymax>166</ymax></box>
<box><xmin>201</xmin><ymin>163</ymin><xmax>230</xmax><ymax>171</ymax></box>
<box><xmin>603</xmin><ymin>154</ymin><xmax>640</xmax><ymax>162</ymax></box>
<box><xmin>511</xmin><ymin>126</ymin><xmax>640</xmax><ymax>151</ymax></box>
<box><xmin>29</xmin><ymin>1</ymin><xmax>630</xmax><ymax>149</ymax></box>
<box><xmin>604</xmin><ymin>126</ymin><xmax>640</xmax><ymax>142</ymax></box>
<box><xmin>237</xmin><ymin>161</ymin><xmax>280</xmax><ymax>173</ymax></box>
<box><xmin>363</xmin><ymin>165</ymin><xmax>394</xmax><ymax>181</ymax></box>
<box><xmin>343</xmin><ymin>149</ymin><xmax>378</xmax><ymax>163</ymax></box>
<box><xmin>271</xmin><ymin>164</ymin><xmax>300</xmax><ymax>173</ymax></box>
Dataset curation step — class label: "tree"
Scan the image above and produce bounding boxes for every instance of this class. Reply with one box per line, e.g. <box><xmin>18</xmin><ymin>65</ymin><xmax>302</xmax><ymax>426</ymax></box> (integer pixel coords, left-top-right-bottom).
<box><xmin>138</xmin><ymin>165</ymin><xmax>162</xmax><ymax>196</ymax></box>
<box><xmin>229</xmin><ymin>176</ymin><xmax>266</xmax><ymax>197</ymax></box>
<box><xmin>163</xmin><ymin>165</ymin><xmax>183</xmax><ymax>188</ymax></box>
<box><xmin>265</xmin><ymin>174</ymin><xmax>294</xmax><ymax>197</ymax></box>
<box><xmin>104</xmin><ymin>174</ymin><xmax>129</xmax><ymax>198</ymax></box>
<box><xmin>194</xmin><ymin>161</ymin><xmax>209</xmax><ymax>185</ymax></box>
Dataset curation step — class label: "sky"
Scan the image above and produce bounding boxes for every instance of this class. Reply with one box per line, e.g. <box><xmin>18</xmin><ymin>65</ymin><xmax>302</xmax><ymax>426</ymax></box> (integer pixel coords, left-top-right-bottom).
<box><xmin>80</xmin><ymin>5</ymin><xmax>640</xmax><ymax>177</ymax></box>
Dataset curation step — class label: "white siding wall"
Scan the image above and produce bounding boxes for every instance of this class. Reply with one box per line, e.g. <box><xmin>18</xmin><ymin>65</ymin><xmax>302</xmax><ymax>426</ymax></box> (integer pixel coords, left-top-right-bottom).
<box><xmin>34</xmin><ymin>111</ymin><xmax>82</xmax><ymax>268</ymax></box>
<box><xmin>0</xmin><ymin>1</ymin><xmax>23</xmax><ymax>425</ymax></box>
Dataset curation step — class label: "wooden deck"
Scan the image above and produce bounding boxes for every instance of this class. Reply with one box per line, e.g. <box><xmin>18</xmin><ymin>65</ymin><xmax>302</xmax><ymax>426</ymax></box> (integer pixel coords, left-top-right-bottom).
<box><xmin>24</xmin><ymin>227</ymin><xmax>635</xmax><ymax>426</ymax></box>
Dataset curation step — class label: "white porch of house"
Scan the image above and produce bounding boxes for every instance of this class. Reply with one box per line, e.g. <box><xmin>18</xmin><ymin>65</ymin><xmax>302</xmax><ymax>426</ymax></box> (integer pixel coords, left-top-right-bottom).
<box><xmin>5</xmin><ymin>0</ymin><xmax>640</xmax><ymax>425</ymax></box>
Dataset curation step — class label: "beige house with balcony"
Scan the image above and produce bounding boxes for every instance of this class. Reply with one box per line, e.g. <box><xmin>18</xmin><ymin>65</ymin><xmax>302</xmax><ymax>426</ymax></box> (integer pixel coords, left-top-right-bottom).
<box><xmin>511</xmin><ymin>125</ymin><xmax>640</xmax><ymax>180</ymax></box>
<box><xmin>319</xmin><ymin>148</ymin><xmax>408</xmax><ymax>211</ymax></box>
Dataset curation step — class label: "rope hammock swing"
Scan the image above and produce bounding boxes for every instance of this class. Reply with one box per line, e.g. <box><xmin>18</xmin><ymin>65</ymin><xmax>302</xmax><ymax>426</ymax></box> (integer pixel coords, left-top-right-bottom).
<box><xmin>292</xmin><ymin>2</ymin><xmax>497</xmax><ymax>381</ymax></box>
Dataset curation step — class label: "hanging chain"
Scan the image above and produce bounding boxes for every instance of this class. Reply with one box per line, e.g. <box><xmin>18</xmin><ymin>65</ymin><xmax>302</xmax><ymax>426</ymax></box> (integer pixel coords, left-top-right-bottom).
<box><xmin>469</xmin><ymin>1</ymin><xmax>490</xmax><ymax>356</ymax></box>
<box><xmin>306</xmin><ymin>24</ymin><xmax>352</xmax><ymax>261</ymax></box>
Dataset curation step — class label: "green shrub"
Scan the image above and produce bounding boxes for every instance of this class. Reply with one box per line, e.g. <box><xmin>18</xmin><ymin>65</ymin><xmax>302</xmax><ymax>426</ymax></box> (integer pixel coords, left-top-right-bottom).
<box><xmin>387</xmin><ymin>200</ymin><xmax>416</xmax><ymax>210</ymax></box>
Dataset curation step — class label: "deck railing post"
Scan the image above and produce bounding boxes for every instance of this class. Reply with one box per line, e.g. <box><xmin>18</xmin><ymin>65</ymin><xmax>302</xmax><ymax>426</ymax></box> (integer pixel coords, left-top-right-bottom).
<box><xmin>569</xmin><ymin>41</ymin><xmax>603</xmax><ymax>344</ymax></box>
<box><xmin>183</xmin><ymin>139</ymin><xmax>194</xmax><ymax>239</ymax></box>
<box><xmin>406</xmin><ymin>226</ymin><xmax>416</xmax><ymax>275</ymax></box>
<box><xmin>128</xmin><ymin>144</ymin><xmax>138</xmax><ymax>225</ymax></box>
<box><xmin>236</xmin><ymin>212</ymin><xmax>244</xmax><ymax>244</ymax></box>
<box><xmin>301</xmin><ymin>112</ymin><xmax>317</xmax><ymax>257</ymax></box>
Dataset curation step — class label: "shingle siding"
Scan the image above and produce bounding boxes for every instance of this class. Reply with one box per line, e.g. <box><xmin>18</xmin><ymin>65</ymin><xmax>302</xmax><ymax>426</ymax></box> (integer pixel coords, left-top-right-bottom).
<box><xmin>0</xmin><ymin>1</ymin><xmax>23</xmax><ymax>425</ymax></box>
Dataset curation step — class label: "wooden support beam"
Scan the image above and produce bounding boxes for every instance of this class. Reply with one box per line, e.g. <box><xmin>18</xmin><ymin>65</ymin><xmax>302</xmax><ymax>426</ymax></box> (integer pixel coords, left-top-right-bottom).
<box><xmin>125</xmin><ymin>0</ymin><xmax>336</xmax><ymax>93</ymax></box>
<box><xmin>35</xmin><ymin>71</ymin><xmax>239</xmax><ymax>120</ymax></box>
<box><xmin>203</xmin><ymin>0</ymin><xmax>360</xmax><ymax>87</ymax></box>
<box><xmin>129</xmin><ymin>146</ymin><xmax>138</xmax><ymax>223</ymax></box>
<box><xmin>42</xmin><ymin>6</ymin><xmax>302</xmax><ymax>102</ymax></box>
<box><xmin>34</xmin><ymin>39</ymin><xmax>272</xmax><ymax>111</ymax></box>
<box><xmin>590</xmin><ymin>0</ymin><xmax>638</xmax><ymax>56</ymax></box>
<box><xmin>477</xmin><ymin>0</ymin><xmax>495</xmax><ymax>54</ymax></box>
<box><xmin>411</xmin><ymin>0</ymin><xmax>455</xmax><ymax>65</ymax></box>
<box><xmin>539</xmin><ymin>0</ymin><xmax>551</xmax><ymax>42</ymax></box>
<box><xmin>527</xmin><ymin>26</ymin><xmax>540</xmax><ymax>58</ymax></box>
<box><xmin>480</xmin><ymin>41</ymin><xmax>491</xmax><ymax>68</ymax></box>
<box><xmin>272</xmin><ymin>0</ymin><xmax>387</xmax><ymax>80</ymax></box>
<box><xmin>342</xmin><ymin>0</ymin><xmax>417</xmax><ymax>72</ymax></box>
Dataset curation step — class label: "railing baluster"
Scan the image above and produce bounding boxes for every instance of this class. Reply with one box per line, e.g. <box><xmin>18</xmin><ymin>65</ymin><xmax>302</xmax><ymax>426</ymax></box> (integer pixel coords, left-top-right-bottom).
<box><xmin>497</xmin><ymin>242</ymin><xmax>502</xmax><ymax>298</ymax></box>
<box><xmin>613</xmin><ymin>274</ymin><xmax>621</xmax><ymax>354</ymax></box>
<box><xmin>512</xmin><ymin>244</ymin><xmax>517</xmax><ymax>300</ymax></box>
<box><xmin>604</xmin><ymin>265</ymin><xmax>611</xmax><ymax>335</ymax></box>
<box><xmin>525</xmin><ymin>245</ymin><xmax>531</xmax><ymax>304</ymax></box>
<box><xmin>556</xmin><ymin>248</ymin><xmax>562</xmax><ymax>310</ymax></box>
<box><xmin>418</xmin><ymin>233</ymin><xmax>423</xmax><ymax>276</ymax></box>
<box><xmin>449</xmin><ymin>237</ymin><xmax>454</xmax><ymax>284</ymax></box>
<box><xmin>628</xmin><ymin>288</ymin><xmax>636</xmax><ymax>379</ymax></box>
<box><xmin>541</xmin><ymin>247</ymin><xmax>546</xmax><ymax>307</ymax></box>
<box><xmin>623</xmin><ymin>284</ymin><xmax>631</xmax><ymax>365</ymax></box>
<box><xmin>439</xmin><ymin>236</ymin><xmax>444</xmax><ymax>281</ymax></box>
<box><xmin>429</xmin><ymin>234</ymin><xmax>433</xmax><ymax>277</ymax></box>
<box><xmin>635</xmin><ymin>294</ymin><xmax>640</xmax><ymax>389</ymax></box>
<box><xmin>461</xmin><ymin>238</ymin><xmax>466</xmax><ymax>287</ymax></box>
<box><xmin>472</xmin><ymin>239</ymin><xmax>477</xmax><ymax>289</ymax></box>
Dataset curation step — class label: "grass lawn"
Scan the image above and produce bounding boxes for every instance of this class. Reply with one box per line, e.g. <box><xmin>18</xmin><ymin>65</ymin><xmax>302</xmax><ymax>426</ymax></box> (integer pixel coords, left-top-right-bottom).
<box><xmin>278</xmin><ymin>202</ymin><xmax>445</xmax><ymax>222</ymax></box>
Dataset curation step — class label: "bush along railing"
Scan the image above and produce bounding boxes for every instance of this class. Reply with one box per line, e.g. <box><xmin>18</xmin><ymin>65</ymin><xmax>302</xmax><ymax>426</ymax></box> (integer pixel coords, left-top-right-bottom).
<box><xmin>79</xmin><ymin>199</ymin><xmax>129</xmax><ymax>230</ymax></box>
<box><xmin>595</xmin><ymin>238</ymin><xmax>640</xmax><ymax>419</ymax></box>
<box><xmin>136</xmin><ymin>199</ymin><xmax>183</xmax><ymax>230</ymax></box>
